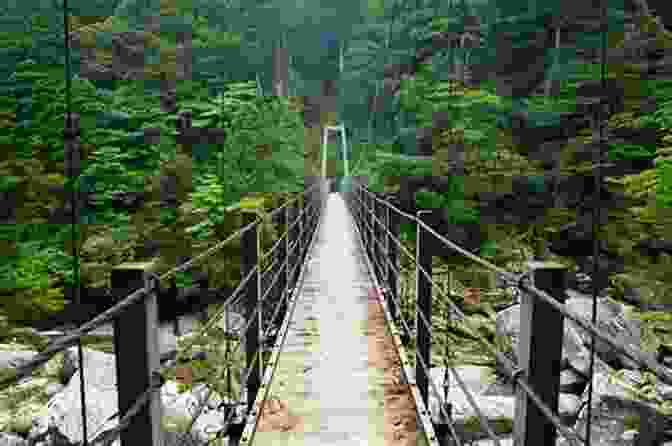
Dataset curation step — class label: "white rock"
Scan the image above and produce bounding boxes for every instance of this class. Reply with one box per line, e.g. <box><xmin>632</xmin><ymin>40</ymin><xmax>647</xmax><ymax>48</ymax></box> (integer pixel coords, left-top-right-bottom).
<box><xmin>162</xmin><ymin>383</ymin><xmax>221</xmax><ymax>420</ymax></box>
<box><xmin>0</xmin><ymin>432</ymin><xmax>27</xmax><ymax>446</ymax></box>
<box><xmin>191</xmin><ymin>409</ymin><xmax>227</xmax><ymax>443</ymax></box>
<box><xmin>44</xmin><ymin>383</ymin><xmax>65</xmax><ymax>398</ymax></box>
<box><xmin>45</xmin><ymin>373</ymin><xmax>117</xmax><ymax>444</ymax></box>
<box><xmin>495</xmin><ymin>304</ymin><xmax>612</xmax><ymax>378</ymax></box>
<box><xmin>472</xmin><ymin>437</ymin><xmax>513</xmax><ymax>446</ymax></box>
<box><xmin>657</xmin><ymin>384</ymin><xmax>672</xmax><ymax>400</ymax></box>
<box><xmin>0</xmin><ymin>348</ymin><xmax>38</xmax><ymax>370</ymax></box>
<box><xmin>564</xmin><ymin>292</ymin><xmax>641</xmax><ymax>370</ymax></box>
<box><xmin>558</xmin><ymin>393</ymin><xmax>582</xmax><ymax>419</ymax></box>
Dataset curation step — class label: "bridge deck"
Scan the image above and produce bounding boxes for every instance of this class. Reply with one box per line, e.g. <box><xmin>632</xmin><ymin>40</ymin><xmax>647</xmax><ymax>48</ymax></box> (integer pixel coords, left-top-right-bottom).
<box><xmin>250</xmin><ymin>193</ymin><xmax>421</xmax><ymax>446</ymax></box>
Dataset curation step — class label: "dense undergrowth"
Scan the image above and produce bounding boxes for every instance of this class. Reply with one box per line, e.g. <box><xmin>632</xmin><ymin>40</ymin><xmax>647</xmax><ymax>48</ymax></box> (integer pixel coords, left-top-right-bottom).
<box><xmin>357</xmin><ymin>53</ymin><xmax>672</xmax><ymax>275</ymax></box>
<box><xmin>347</xmin><ymin>16</ymin><xmax>672</xmax><ymax>410</ymax></box>
<box><xmin>0</xmin><ymin>63</ymin><xmax>308</xmax><ymax>325</ymax></box>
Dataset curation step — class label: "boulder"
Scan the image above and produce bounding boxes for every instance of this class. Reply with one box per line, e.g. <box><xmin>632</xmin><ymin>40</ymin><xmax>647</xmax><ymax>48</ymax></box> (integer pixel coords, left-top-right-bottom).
<box><xmin>161</xmin><ymin>382</ymin><xmax>243</xmax><ymax>443</ymax></box>
<box><xmin>418</xmin><ymin>367</ymin><xmax>515</xmax><ymax>443</ymax></box>
<box><xmin>44</xmin><ymin>383</ymin><xmax>65</xmax><ymax>399</ymax></box>
<box><xmin>59</xmin><ymin>348</ymin><xmax>114</xmax><ymax>389</ymax></box>
<box><xmin>495</xmin><ymin>303</ymin><xmax>612</xmax><ymax>378</ymax></box>
<box><xmin>560</xmin><ymin>368</ymin><xmax>588</xmax><ymax>395</ymax></box>
<box><xmin>409</xmin><ymin>366</ymin><xmax>584</xmax><ymax>442</ymax></box>
<box><xmin>0</xmin><ymin>345</ymin><xmax>70</xmax><ymax>387</ymax></box>
<box><xmin>473</xmin><ymin>438</ymin><xmax>513</xmax><ymax>446</ymax></box>
<box><xmin>558</xmin><ymin>393</ymin><xmax>582</xmax><ymax>425</ymax></box>
<box><xmin>26</xmin><ymin>345</ymin><xmax>240</xmax><ymax>446</ymax></box>
<box><xmin>38</xmin><ymin>378</ymin><xmax>117</xmax><ymax>444</ymax></box>
<box><xmin>27</xmin><ymin>423</ymin><xmax>212</xmax><ymax>446</ymax></box>
<box><xmin>0</xmin><ymin>347</ymin><xmax>39</xmax><ymax>371</ymax></box>
<box><xmin>564</xmin><ymin>291</ymin><xmax>641</xmax><ymax>370</ymax></box>
<box><xmin>163</xmin><ymin>431</ymin><xmax>209</xmax><ymax>446</ymax></box>
<box><xmin>659</xmin><ymin>344</ymin><xmax>672</xmax><ymax>368</ymax></box>
<box><xmin>28</xmin><ymin>349</ymin><xmax>118</xmax><ymax>445</ymax></box>
<box><xmin>559</xmin><ymin>372</ymin><xmax>669</xmax><ymax>446</ymax></box>
<box><xmin>0</xmin><ymin>433</ymin><xmax>27</xmax><ymax>446</ymax></box>
<box><xmin>659</xmin><ymin>384</ymin><xmax>672</xmax><ymax>401</ymax></box>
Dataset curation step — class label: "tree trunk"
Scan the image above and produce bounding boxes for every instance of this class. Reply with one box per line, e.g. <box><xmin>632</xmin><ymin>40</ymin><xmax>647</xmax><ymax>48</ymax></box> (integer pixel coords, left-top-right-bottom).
<box><xmin>545</xmin><ymin>27</ymin><xmax>561</xmax><ymax>98</ymax></box>
<box><xmin>272</xmin><ymin>40</ymin><xmax>289</xmax><ymax>98</ymax></box>
<box><xmin>302</xmin><ymin>79</ymin><xmax>339</xmax><ymax>178</ymax></box>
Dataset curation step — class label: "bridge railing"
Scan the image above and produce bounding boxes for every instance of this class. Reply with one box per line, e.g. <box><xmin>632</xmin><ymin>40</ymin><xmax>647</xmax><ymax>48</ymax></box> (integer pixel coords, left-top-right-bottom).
<box><xmin>0</xmin><ymin>174</ymin><xmax>330</xmax><ymax>446</ymax></box>
<box><xmin>342</xmin><ymin>177</ymin><xmax>671</xmax><ymax>446</ymax></box>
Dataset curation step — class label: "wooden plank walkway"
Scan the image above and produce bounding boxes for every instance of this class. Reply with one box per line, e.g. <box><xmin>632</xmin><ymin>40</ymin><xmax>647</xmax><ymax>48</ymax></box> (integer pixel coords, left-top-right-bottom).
<box><xmin>248</xmin><ymin>193</ymin><xmax>425</xmax><ymax>446</ymax></box>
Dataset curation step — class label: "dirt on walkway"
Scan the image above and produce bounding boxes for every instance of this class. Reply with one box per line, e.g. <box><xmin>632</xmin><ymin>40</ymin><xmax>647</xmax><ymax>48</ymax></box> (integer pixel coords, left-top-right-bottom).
<box><xmin>253</xmin><ymin>286</ymin><xmax>421</xmax><ymax>446</ymax></box>
<box><xmin>365</xmin><ymin>286</ymin><xmax>421</xmax><ymax>446</ymax></box>
<box><xmin>254</xmin><ymin>395</ymin><xmax>304</xmax><ymax>432</ymax></box>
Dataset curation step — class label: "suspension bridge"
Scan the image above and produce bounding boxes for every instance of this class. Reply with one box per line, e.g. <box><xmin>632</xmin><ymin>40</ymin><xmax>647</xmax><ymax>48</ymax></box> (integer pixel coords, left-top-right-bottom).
<box><xmin>2</xmin><ymin>169</ymin><xmax>671</xmax><ymax>446</ymax></box>
<box><xmin>4</xmin><ymin>0</ymin><xmax>670</xmax><ymax>443</ymax></box>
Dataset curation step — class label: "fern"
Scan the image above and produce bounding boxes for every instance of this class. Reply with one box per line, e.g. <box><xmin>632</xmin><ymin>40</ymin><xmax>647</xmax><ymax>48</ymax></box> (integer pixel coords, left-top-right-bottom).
<box><xmin>610</xmin><ymin>143</ymin><xmax>672</xmax><ymax>206</ymax></box>
<box><xmin>607</xmin><ymin>143</ymin><xmax>656</xmax><ymax>161</ymax></box>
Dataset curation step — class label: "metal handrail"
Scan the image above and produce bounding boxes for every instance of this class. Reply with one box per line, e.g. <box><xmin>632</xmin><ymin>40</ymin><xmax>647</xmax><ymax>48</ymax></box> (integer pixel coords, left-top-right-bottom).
<box><xmin>343</xmin><ymin>178</ymin><xmax>670</xmax><ymax>446</ymax></box>
<box><xmin>350</xmin><ymin>180</ymin><xmax>672</xmax><ymax>385</ymax></box>
<box><xmin>0</xmin><ymin>178</ymin><xmax>331</xmax><ymax>446</ymax></box>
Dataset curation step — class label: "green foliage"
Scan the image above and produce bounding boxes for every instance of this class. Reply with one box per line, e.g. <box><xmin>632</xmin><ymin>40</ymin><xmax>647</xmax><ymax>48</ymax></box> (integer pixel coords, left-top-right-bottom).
<box><xmin>412</xmin><ymin>177</ymin><xmax>479</xmax><ymax>226</ymax></box>
<box><xmin>398</xmin><ymin>68</ymin><xmax>435</xmax><ymax>126</ymax></box>
<box><xmin>0</xmin><ymin>223</ymin><xmax>75</xmax><ymax>324</ymax></box>
<box><xmin>188</xmin><ymin>174</ymin><xmax>236</xmax><ymax>240</ymax></box>
<box><xmin>637</xmin><ymin>99</ymin><xmax>672</xmax><ymax>132</ymax></box>
<box><xmin>657</xmin><ymin>157</ymin><xmax>672</xmax><ymax>207</ymax></box>
<box><xmin>622</xmin><ymin>414</ymin><xmax>640</xmax><ymax>431</ymax></box>
<box><xmin>414</xmin><ymin>189</ymin><xmax>447</xmax><ymax>209</ymax></box>
<box><xmin>399</xmin><ymin>221</ymin><xmax>418</xmax><ymax>245</ymax></box>
<box><xmin>444</xmin><ymin>198</ymin><xmax>480</xmax><ymax>225</ymax></box>
<box><xmin>362</xmin><ymin>148</ymin><xmax>433</xmax><ymax>189</ymax></box>
<box><xmin>607</xmin><ymin>143</ymin><xmax>656</xmax><ymax>161</ymax></box>
<box><xmin>0</xmin><ymin>377</ymin><xmax>51</xmax><ymax>434</ymax></box>
<box><xmin>0</xmin><ymin>2</ymin><xmax>313</xmax><ymax>324</ymax></box>
<box><xmin>191</xmin><ymin>16</ymin><xmax>242</xmax><ymax>50</ymax></box>
<box><xmin>479</xmin><ymin>239</ymin><xmax>498</xmax><ymax>258</ymax></box>
<box><xmin>184</xmin><ymin>83</ymin><xmax>305</xmax><ymax>240</ymax></box>
<box><xmin>4</xmin><ymin>64</ymin><xmax>112</xmax><ymax>183</ymax></box>
<box><xmin>161</xmin><ymin>414</ymin><xmax>194</xmax><ymax>433</ymax></box>
<box><xmin>169</xmin><ymin>310</ymin><xmax>246</xmax><ymax>405</ymax></box>
<box><xmin>0</xmin><ymin>243</ymin><xmax>70</xmax><ymax>321</ymax></box>
<box><xmin>610</xmin><ymin>368</ymin><xmax>672</xmax><ymax>416</ymax></box>
<box><xmin>184</xmin><ymin>83</ymin><xmax>305</xmax><ymax>194</ymax></box>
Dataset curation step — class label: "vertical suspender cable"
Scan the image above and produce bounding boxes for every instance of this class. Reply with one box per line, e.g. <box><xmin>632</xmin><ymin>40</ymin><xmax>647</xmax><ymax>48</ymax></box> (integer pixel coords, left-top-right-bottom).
<box><xmin>585</xmin><ymin>1</ymin><xmax>608</xmax><ymax>444</ymax></box>
<box><xmin>62</xmin><ymin>0</ymin><xmax>89</xmax><ymax>444</ymax></box>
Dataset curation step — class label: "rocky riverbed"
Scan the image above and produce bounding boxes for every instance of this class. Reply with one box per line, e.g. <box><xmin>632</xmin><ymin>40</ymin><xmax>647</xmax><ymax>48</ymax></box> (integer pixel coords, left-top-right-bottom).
<box><xmin>1</xmin><ymin>275</ymin><xmax>670</xmax><ymax>446</ymax></box>
<box><xmin>0</xmin><ymin>307</ymin><xmax>249</xmax><ymax>446</ymax></box>
<box><xmin>391</xmin><ymin>251</ymin><xmax>672</xmax><ymax>446</ymax></box>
